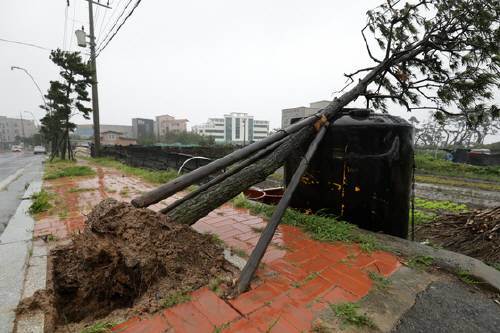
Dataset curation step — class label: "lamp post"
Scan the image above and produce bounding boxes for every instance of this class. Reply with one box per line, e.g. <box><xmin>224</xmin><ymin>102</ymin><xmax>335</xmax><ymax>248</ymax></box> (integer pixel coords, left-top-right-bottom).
<box><xmin>10</xmin><ymin>66</ymin><xmax>47</xmax><ymax>108</ymax></box>
<box><xmin>24</xmin><ymin>111</ymin><xmax>38</xmax><ymax>129</ymax></box>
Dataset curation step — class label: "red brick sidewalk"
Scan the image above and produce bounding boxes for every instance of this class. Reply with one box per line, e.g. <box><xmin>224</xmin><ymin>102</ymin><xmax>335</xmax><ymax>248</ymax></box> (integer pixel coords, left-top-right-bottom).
<box><xmin>34</xmin><ymin>165</ymin><xmax>401</xmax><ymax>332</ymax></box>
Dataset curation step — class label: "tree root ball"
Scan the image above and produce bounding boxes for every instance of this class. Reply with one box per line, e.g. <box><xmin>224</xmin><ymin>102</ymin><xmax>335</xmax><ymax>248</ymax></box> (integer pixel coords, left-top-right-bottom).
<box><xmin>52</xmin><ymin>198</ymin><xmax>234</xmax><ymax>323</ymax></box>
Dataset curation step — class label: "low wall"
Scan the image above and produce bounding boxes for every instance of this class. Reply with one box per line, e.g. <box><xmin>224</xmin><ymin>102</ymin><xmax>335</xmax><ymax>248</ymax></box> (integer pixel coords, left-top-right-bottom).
<box><xmin>96</xmin><ymin>145</ymin><xmax>225</xmax><ymax>173</ymax></box>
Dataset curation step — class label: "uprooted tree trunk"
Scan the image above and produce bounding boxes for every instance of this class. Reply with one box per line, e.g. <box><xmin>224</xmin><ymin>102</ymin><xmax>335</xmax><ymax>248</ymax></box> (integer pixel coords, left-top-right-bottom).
<box><xmin>165</xmin><ymin>126</ymin><xmax>314</xmax><ymax>225</ymax></box>
<box><xmin>135</xmin><ymin>0</ymin><xmax>499</xmax><ymax>229</ymax></box>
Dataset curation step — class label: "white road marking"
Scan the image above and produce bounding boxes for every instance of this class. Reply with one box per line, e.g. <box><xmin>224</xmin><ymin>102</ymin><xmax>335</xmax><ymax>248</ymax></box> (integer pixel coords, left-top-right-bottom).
<box><xmin>0</xmin><ymin>168</ymin><xmax>25</xmax><ymax>191</ymax></box>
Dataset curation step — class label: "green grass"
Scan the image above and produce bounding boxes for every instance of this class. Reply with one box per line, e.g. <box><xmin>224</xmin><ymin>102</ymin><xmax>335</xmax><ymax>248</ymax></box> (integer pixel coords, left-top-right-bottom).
<box><xmin>29</xmin><ymin>190</ymin><xmax>52</xmax><ymax>214</ymax></box>
<box><xmin>161</xmin><ymin>291</ymin><xmax>192</xmax><ymax>309</ymax></box>
<box><xmin>44</xmin><ymin>160</ymin><xmax>95</xmax><ymax>180</ymax></box>
<box><xmin>457</xmin><ymin>270</ymin><xmax>482</xmax><ymax>285</ymax></box>
<box><xmin>410</xmin><ymin>210</ymin><xmax>436</xmax><ymax>225</ymax></box>
<box><xmin>80</xmin><ymin>321</ymin><xmax>116</xmax><ymax>333</ymax></box>
<box><xmin>232</xmin><ymin>194</ymin><xmax>380</xmax><ymax>252</ymax></box>
<box><xmin>490</xmin><ymin>263</ymin><xmax>500</xmax><ymax>271</ymax></box>
<box><xmin>416</xmin><ymin>174</ymin><xmax>500</xmax><ymax>192</ymax></box>
<box><xmin>208</xmin><ymin>277</ymin><xmax>224</xmax><ymax>295</ymax></box>
<box><xmin>207</xmin><ymin>233</ymin><xmax>225</xmax><ymax>247</ymax></box>
<box><xmin>409</xmin><ymin>198</ymin><xmax>468</xmax><ymax>225</ymax></box>
<box><xmin>292</xmin><ymin>272</ymin><xmax>320</xmax><ymax>288</ymax></box>
<box><xmin>268</xmin><ymin>171</ymin><xmax>284</xmax><ymax>182</ymax></box>
<box><xmin>87</xmin><ymin>157</ymin><xmax>178</xmax><ymax>184</ymax></box>
<box><xmin>368</xmin><ymin>271</ymin><xmax>391</xmax><ymax>290</ymax></box>
<box><xmin>330</xmin><ymin>303</ymin><xmax>374</xmax><ymax>328</ymax></box>
<box><xmin>415</xmin><ymin>154</ymin><xmax>500</xmax><ymax>182</ymax></box>
<box><xmin>46</xmin><ymin>234</ymin><xmax>57</xmax><ymax>242</ymax></box>
<box><xmin>414</xmin><ymin>197</ymin><xmax>467</xmax><ymax>213</ymax></box>
<box><xmin>406</xmin><ymin>255</ymin><xmax>434</xmax><ymax>271</ymax></box>
<box><xmin>230</xmin><ymin>247</ymin><xmax>248</xmax><ymax>258</ymax></box>
<box><xmin>212</xmin><ymin>323</ymin><xmax>230</xmax><ymax>333</ymax></box>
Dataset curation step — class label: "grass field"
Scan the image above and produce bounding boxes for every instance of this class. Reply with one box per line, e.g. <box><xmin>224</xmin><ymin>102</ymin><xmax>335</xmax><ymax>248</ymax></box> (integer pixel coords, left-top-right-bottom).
<box><xmin>87</xmin><ymin>157</ymin><xmax>178</xmax><ymax>184</ymax></box>
<box><xmin>415</xmin><ymin>154</ymin><xmax>500</xmax><ymax>182</ymax></box>
<box><xmin>44</xmin><ymin>159</ymin><xmax>95</xmax><ymax>180</ymax></box>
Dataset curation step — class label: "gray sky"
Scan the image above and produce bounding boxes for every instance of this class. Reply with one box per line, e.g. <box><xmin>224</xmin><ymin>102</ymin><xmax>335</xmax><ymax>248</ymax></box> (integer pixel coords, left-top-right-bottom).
<box><xmin>1</xmin><ymin>0</ymin><xmax>499</xmax><ymax>142</ymax></box>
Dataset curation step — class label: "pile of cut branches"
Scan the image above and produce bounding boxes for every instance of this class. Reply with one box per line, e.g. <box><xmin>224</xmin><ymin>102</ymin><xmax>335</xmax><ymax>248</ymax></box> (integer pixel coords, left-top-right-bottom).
<box><xmin>416</xmin><ymin>207</ymin><xmax>500</xmax><ymax>264</ymax></box>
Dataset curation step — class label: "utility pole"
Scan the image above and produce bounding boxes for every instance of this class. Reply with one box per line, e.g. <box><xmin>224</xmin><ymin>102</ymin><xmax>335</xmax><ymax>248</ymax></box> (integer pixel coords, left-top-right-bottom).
<box><xmin>88</xmin><ymin>0</ymin><xmax>100</xmax><ymax>156</ymax></box>
<box><xmin>78</xmin><ymin>0</ymin><xmax>110</xmax><ymax>156</ymax></box>
<box><xmin>19</xmin><ymin>112</ymin><xmax>26</xmax><ymax>140</ymax></box>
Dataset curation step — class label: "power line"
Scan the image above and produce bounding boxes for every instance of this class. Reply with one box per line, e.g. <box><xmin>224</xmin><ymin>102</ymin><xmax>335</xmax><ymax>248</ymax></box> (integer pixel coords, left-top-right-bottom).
<box><xmin>69</xmin><ymin>2</ymin><xmax>77</xmax><ymax>51</ymax></box>
<box><xmin>63</xmin><ymin>3</ymin><xmax>69</xmax><ymax>50</ymax></box>
<box><xmin>97</xmin><ymin>0</ymin><xmax>123</xmax><ymax>44</ymax></box>
<box><xmin>0</xmin><ymin>38</ymin><xmax>51</xmax><ymax>51</ymax></box>
<box><xmin>97</xmin><ymin>1</ymin><xmax>115</xmax><ymax>44</ymax></box>
<box><xmin>96</xmin><ymin>0</ymin><xmax>133</xmax><ymax>50</ymax></box>
<box><xmin>96</xmin><ymin>0</ymin><xmax>143</xmax><ymax>57</ymax></box>
<box><xmin>94</xmin><ymin>4</ymin><xmax>101</xmax><ymax>31</ymax></box>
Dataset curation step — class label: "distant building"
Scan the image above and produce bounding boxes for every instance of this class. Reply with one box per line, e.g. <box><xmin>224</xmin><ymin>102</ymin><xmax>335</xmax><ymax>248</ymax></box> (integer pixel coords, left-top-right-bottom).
<box><xmin>100</xmin><ymin>131</ymin><xmax>137</xmax><ymax>146</ymax></box>
<box><xmin>0</xmin><ymin>116</ymin><xmax>37</xmax><ymax>144</ymax></box>
<box><xmin>74</xmin><ymin>124</ymin><xmax>134</xmax><ymax>139</ymax></box>
<box><xmin>132</xmin><ymin>118</ymin><xmax>155</xmax><ymax>141</ymax></box>
<box><xmin>192</xmin><ymin>118</ymin><xmax>225</xmax><ymax>143</ymax></box>
<box><xmin>193</xmin><ymin>112</ymin><xmax>270</xmax><ymax>144</ymax></box>
<box><xmin>155</xmin><ymin>115</ymin><xmax>188</xmax><ymax>137</ymax></box>
<box><xmin>281</xmin><ymin>100</ymin><xmax>331</xmax><ymax>128</ymax></box>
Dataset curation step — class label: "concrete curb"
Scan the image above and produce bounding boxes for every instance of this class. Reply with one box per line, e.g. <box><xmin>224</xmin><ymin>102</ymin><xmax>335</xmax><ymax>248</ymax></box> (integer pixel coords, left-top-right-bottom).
<box><xmin>363</xmin><ymin>230</ymin><xmax>500</xmax><ymax>292</ymax></box>
<box><xmin>0</xmin><ymin>180</ymin><xmax>42</xmax><ymax>333</ymax></box>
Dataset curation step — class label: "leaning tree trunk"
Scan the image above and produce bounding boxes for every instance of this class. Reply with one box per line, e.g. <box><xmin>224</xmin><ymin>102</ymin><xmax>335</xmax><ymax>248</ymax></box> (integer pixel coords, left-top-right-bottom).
<box><xmin>137</xmin><ymin>42</ymin><xmax>427</xmax><ymax>226</ymax></box>
<box><xmin>165</xmin><ymin>126</ymin><xmax>314</xmax><ymax>225</ymax></box>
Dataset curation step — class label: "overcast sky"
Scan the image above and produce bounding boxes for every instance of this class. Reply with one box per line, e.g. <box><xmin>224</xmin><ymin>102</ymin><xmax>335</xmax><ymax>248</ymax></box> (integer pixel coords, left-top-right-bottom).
<box><xmin>1</xmin><ymin>0</ymin><xmax>499</xmax><ymax>142</ymax></box>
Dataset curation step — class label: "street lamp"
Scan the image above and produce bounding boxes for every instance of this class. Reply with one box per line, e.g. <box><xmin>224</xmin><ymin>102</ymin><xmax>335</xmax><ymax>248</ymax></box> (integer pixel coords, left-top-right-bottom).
<box><xmin>24</xmin><ymin>111</ymin><xmax>38</xmax><ymax>129</ymax></box>
<box><xmin>10</xmin><ymin>66</ymin><xmax>47</xmax><ymax>108</ymax></box>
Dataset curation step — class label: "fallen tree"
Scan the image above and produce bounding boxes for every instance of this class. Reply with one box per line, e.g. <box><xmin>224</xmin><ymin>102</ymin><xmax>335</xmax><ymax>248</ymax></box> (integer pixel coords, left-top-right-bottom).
<box><xmin>133</xmin><ymin>0</ymin><xmax>499</xmax><ymax>292</ymax></box>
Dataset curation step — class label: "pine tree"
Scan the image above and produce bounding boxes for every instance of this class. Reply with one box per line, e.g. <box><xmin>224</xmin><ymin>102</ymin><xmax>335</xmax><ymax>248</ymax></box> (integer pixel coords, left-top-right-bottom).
<box><xmin>40</xmin><ymin>49</ymin><xmax>92</xmax><ymax>160</ymax></box>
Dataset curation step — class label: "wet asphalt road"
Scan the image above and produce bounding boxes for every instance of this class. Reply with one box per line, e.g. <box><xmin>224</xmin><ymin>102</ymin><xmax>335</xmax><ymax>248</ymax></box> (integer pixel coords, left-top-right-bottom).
<box><xmin>393</xmin><ymin>281</ymin><xmax>500</xmax><ymax>333</ymax></box>
<box><xmin>0</xmin><ymin>152</ymin><xmax>44</xmax><ymax>235</ymax></box>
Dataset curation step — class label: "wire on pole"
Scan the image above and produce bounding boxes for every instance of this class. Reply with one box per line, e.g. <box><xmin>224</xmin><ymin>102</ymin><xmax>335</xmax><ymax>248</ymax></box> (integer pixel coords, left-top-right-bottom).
<box><xmin>0</xmin><ymin>38</ymin><xmax>51</xmax><ymax>51</ymax></box>
<box><xmin>96</xmin><ymin>0</ymin><xmax>143</xmax><ymax>57</ymax></box>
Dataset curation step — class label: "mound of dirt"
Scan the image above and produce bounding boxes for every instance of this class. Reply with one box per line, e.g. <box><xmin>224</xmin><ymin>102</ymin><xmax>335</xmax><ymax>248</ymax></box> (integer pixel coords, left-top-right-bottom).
<box><xmin>416</xmin><ymin>206</ymin><xmax>500</xmax><ymax>264</ymax></box>
<box><xmin>51</xmin><ymin>198</ymin><xmax>235</xmax><ymax>324</ymax></box>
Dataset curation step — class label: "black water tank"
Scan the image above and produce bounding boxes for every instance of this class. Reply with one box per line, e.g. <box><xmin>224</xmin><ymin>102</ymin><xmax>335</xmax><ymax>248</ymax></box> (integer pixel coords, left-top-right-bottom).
<box><xmin>284</xmin><ymin>109</ymin><xmax>414</xmax><ymax>238</ymax></box>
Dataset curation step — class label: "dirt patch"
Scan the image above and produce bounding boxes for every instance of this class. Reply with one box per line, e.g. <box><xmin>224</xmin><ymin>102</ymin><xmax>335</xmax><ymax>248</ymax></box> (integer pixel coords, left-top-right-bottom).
<box><xmin>39</xmin><ymin>198</ymin><xmax>236</xmax><ymax>329</ymax></box>
<box><xmin>416</xmin><ymin>206</ymin><xmax>500</xmax><ymax>264</ymax></box>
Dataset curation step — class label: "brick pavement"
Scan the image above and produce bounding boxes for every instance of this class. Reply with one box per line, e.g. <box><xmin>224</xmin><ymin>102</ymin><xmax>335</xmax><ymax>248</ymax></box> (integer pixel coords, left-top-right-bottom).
<box><xmin>33</xmin><ymin>164</ymin><xmax>401</xmax><ymax>332</ymax></box>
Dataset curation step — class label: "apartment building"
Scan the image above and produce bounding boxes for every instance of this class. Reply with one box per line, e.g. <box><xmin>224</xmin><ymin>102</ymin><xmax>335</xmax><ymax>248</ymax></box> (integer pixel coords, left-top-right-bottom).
<box><xmin>155</xmin><ymin>115</ymin><xmax>188</xmax><ymax>137</ymax></box>
<box><xmin>132</xmin><ymin>118</ymin><xmax>155</xmax><ymax>141</ymax></box>
<box><xmin>193</xmin><ymin>112</ymin><xmax>270</xmax><ymax>144</ymax></box>
<box><xmin>192</xmin><ymin>118</ymin><xmax>225</xmax><ymax>142</ymax></box>
<box><xmin>281</xmin><ymin>100</ymin><xmax>331</xmax><ymax>128</ymax></box>
<box><xmin>0</xmin><ymin>116</ymin><xmax>37</xmax><ymax>143</ymax></box>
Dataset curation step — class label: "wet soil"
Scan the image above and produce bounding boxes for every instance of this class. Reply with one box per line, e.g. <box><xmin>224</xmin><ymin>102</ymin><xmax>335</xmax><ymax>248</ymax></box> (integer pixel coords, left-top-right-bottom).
<box><xmin>26</xmin><ymin>198</ymin><xmax>237</xmax><ymax>331</ymax></box>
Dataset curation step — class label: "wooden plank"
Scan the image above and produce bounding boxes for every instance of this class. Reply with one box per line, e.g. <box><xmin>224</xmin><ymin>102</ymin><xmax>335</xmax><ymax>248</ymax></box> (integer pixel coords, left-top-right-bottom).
<box><xmin>236</xmin><ymin>123</ymin><xmax>329</xmax><ymax>294</ymax></box>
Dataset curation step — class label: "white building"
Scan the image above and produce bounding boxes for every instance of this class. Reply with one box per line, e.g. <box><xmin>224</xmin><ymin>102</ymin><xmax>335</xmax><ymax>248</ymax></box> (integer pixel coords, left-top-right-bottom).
<box><xmin>193</xmin><ymin>113</ymin><xmax>270</xmax><ymax>144</ymax></box>
<box><xmin>192</xmin><ymin>118</ymin><xmax>225</xmax><ymax>142</ymax></box>
<box><xmin>281</xmin><ymin>100</ymin><xmax>331</xmax><ymax>128</ymax></box>
<box><xmin>0</xmin><ymin>116</ymin><xmax>37</xmax><ymax>144</ymax></box>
